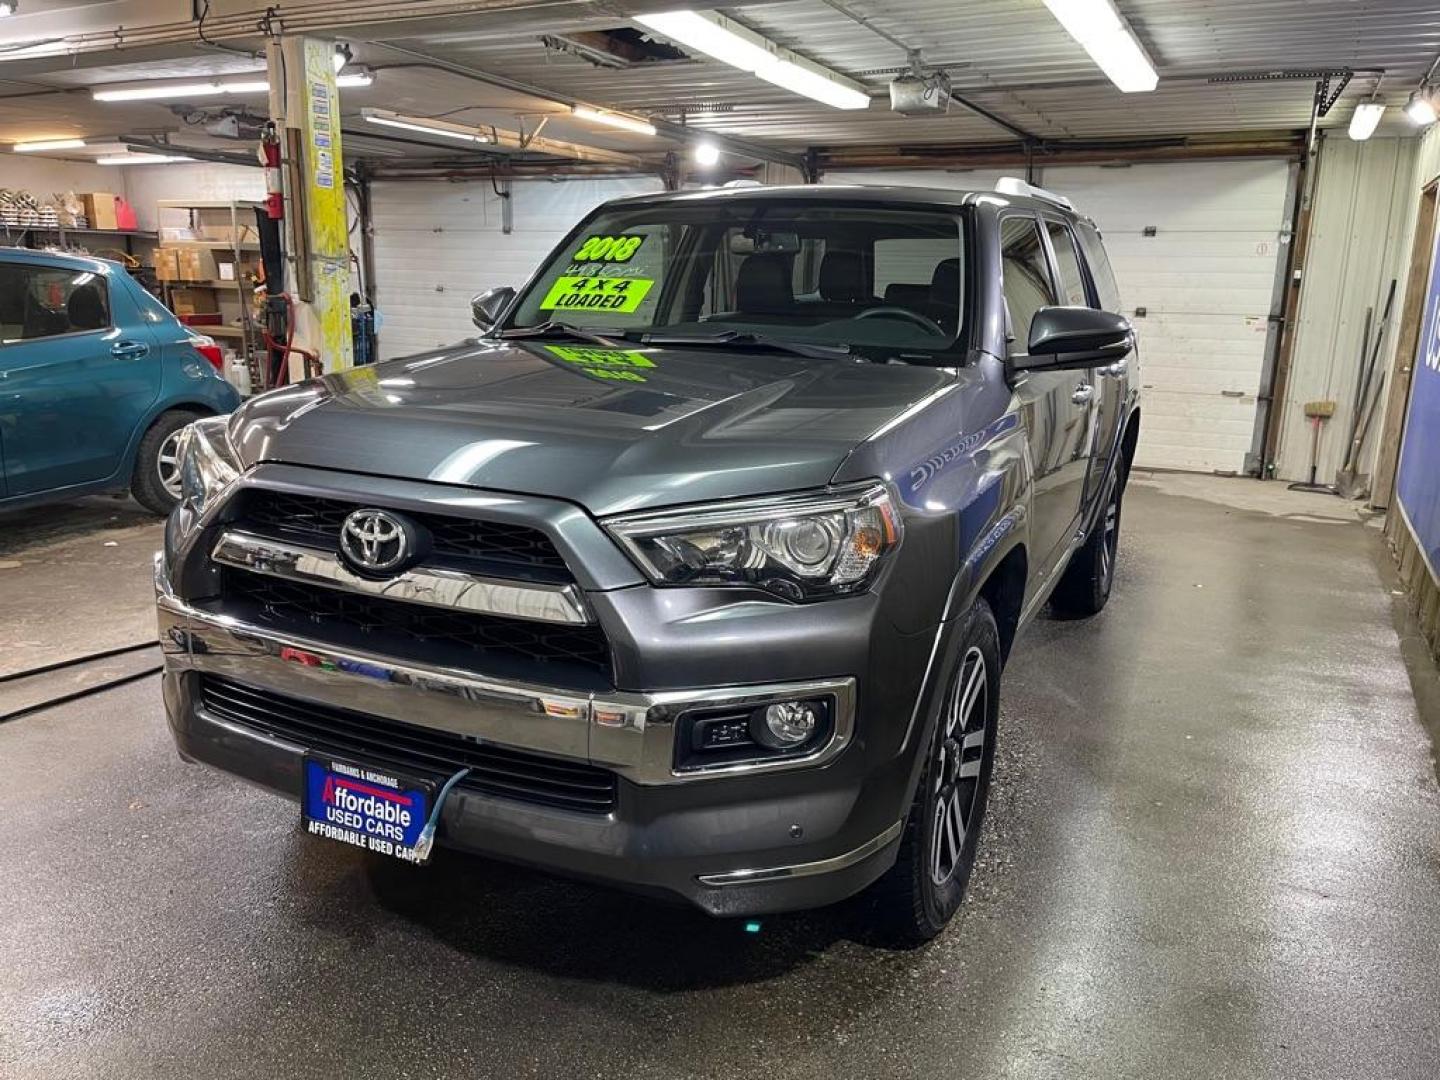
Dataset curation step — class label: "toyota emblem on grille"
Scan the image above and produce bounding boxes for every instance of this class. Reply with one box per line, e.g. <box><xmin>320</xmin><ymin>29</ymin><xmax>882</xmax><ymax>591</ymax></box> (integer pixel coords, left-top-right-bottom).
<box><xmin>339</xmin><ymin>509</ymin><xmax>414</xmax><ymax>575</ymax></box>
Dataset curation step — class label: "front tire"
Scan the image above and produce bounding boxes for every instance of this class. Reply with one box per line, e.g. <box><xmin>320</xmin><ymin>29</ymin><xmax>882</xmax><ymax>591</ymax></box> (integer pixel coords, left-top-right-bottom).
<box><xmin>131</xmin><ymin>409</ymin><xmax>202</xmax><ymax>515</ymax></box>
<box><xmin>870</xmin><ymin>596</ymin><xmax>1000</xmax><ymax>945</ymax></box>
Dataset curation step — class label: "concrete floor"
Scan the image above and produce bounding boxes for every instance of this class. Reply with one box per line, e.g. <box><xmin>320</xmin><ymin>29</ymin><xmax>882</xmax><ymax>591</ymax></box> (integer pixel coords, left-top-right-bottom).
<box><xmin>1</xmin><ymin>478</ymin><xmax>1437</xmax><ymax>1079</ymax></box>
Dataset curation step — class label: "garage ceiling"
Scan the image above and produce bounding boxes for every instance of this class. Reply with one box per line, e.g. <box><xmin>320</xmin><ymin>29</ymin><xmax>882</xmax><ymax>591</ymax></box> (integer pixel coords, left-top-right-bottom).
<box><xmin>1</xmin><ymin>0</ymin><xmax>1437</xmax><ymax>165</ymax></box>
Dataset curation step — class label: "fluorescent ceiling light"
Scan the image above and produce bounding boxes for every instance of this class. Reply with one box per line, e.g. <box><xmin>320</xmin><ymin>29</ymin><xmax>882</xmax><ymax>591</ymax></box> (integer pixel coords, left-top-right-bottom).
<box><xmin>93</xmin><ymin>71</ymin><xmax>370</xmax><ymax>102</ymax></box>
<box><xmin>362</xmin><ymin>108</ymin><xmax>490</xmax><ymax>143</ymax></box>
<box><xmin>571</xmin><ymin>105</ymin><xmax>657</xmax><ymax>136</ymax></box>
<box><xmin>635</xmin><ymin>10</ymin><xmax>870</xmax><ymax>110</ymax></box>
<box><xmin>1348</xmin><ymin>102</ymin><xmax>1386</xmax><ymax>141</ymax></box>
<box><xmin>13</xmin><ymin>138</ymin><xmax>86</xmax><ymax>152</ymax></box>
<box><xmin>0</xmin><ymin>1</ymin><xmax>16</xmax><ymax>16</ymax></box>
<box><xmin>1406</xmin><ymin>88</ymin><xmax>1438</xmax><ymax>126</ymax></box>
<box><xmin>96</xmin><ymin>153</ymin><xmax>194</xmax><ymax>165</ymax></box>
<box><xmin>1041</xmin><ymin>0</ymin><xmax>1158</xmax><ymax>93</ymax></box>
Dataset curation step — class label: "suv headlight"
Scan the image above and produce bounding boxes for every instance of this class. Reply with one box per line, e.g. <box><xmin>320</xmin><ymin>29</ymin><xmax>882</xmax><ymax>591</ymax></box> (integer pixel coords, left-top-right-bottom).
<box><xmin>176</xmin><ymin>415</ymin><xmax>242</xmax><ymax>526</ymax></box>
<box><xmin>604</xmin><ymin>483</ymin><xmax>902</xmax><ymax>600</ymax></box>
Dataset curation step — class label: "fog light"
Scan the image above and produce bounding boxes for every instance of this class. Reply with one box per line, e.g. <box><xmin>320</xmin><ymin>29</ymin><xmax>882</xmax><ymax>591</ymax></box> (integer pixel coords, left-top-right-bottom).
<box><xmin>756</xmin><ymin>700</ymin><xmax>819</xmax><ymax>748</ymax></box>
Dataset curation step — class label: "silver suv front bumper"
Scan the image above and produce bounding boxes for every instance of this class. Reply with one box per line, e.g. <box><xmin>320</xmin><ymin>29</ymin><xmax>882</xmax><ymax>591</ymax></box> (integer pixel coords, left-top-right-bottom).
<box><xmin>156</xmin><ymin>553</ymin><xmax>855</xmax><ymax>787</ymax></box>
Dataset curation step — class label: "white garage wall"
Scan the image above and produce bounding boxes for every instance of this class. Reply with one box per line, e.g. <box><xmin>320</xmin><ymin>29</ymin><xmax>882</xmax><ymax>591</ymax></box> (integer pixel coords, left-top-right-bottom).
<box><xmin>826</xmin><ymin>161</ymin><xmax>1294</xmax><ymax>474</ymax></box>
<box><xmin>1275</xmin><ymin>137</ymin><xmax>1418</xmax><ymax>484</ymax></box>
<box><xmin>370</xmin><ymin>175</ymin><xmax>664</xmax><ymax>360</ymax></box>
<box><xmin>120</xmin><ymin>162</ymin><xmax>264</xmax><ymax>230</ymax></box>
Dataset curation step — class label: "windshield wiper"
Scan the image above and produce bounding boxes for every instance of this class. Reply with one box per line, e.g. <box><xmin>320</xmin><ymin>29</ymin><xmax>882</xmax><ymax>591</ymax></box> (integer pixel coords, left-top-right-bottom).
<box><xmin>500</xmin><ymin>321</ymin><xmax>627</xmax><ymax>347</ymax></box>
<box><xmin>623</xmin><ymin>330</ymin><xmax>853</xmax><ymax>361</ymax></box>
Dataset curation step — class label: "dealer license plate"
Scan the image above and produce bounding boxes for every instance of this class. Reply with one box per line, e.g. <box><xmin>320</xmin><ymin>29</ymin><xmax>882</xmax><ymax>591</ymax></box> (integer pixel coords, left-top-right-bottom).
<box><xmin>301</xmin><ymin>755</ymin><xmax>433</xmax><ymax>864</ymax></box>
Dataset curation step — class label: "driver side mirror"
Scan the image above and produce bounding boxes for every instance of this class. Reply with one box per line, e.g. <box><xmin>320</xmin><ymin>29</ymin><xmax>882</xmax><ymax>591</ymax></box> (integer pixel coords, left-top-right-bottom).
<box><xmin>471</xmin><ymin>286</ymin><xmax>516</xmax><ymax>332</ymax></box>
<box><xmin>1012</xmin><ymin>306</ymin><xmax>1133</xmax><ymax>373</ymax></box>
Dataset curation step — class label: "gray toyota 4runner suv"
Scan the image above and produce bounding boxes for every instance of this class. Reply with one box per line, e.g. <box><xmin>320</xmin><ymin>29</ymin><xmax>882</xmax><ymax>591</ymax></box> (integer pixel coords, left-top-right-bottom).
<box><xmin>157</xmin><ymin>180</ymin><xmax>1139</xmax><ymax>942</ymax></box>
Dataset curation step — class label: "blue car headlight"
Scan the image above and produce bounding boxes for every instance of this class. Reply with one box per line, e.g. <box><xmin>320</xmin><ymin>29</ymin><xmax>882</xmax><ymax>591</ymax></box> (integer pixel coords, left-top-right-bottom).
<box><xmin>603</xmin><ymin>482</ymin><xmax>902</xmax><ymax>600</ymax></box>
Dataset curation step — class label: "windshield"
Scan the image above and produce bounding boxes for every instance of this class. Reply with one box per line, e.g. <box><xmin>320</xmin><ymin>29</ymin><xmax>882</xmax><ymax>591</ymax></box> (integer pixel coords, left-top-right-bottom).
<box><xmin>508</xmin><ymin>201</ymin><xmax>968</xmax><ymax>359</ymax></box>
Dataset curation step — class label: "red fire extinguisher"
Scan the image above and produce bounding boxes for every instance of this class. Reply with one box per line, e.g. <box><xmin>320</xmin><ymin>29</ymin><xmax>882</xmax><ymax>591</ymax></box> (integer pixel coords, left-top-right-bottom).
<box><xmin>260</xmin><ymin>122</ymin><xmax>283</xmax><ymax>221</ymax></box>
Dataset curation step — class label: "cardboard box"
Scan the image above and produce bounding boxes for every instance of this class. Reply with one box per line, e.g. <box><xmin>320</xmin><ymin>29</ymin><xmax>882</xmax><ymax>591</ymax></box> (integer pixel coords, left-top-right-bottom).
<box><xmin>154</xmin><ymin>248</ymin><xmax>181</xmax><ymax>281</ymax></box>
<box><xmin>79</xmin><ymin>192</ymin><xmax>118</xmax><ymax>231</ymax></box>
<box><xmin>177</xmin><ymin>247</ymin><xmax>220</xmax><ymax>281</ymax></box>
<box><xmin>169</xmin><ymin>287</ymin><xmax>219</xmax><ymax>316</ymax></box>
<box><xmin>200</xmin><ymin>222</ymin><xmax>258</xmax><ymax>245</ymax></box>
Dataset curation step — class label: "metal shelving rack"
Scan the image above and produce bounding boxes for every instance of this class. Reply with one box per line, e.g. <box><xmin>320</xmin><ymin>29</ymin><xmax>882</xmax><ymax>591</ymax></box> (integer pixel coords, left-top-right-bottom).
<box><xmin>155</xmin><ymin>199</ymin><xmax>265</xmax><ymax>392</ymax></box>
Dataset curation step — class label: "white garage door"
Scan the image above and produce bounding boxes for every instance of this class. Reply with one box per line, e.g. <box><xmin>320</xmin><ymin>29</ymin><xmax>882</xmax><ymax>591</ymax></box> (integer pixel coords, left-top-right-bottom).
<box><xmin>371</xmin><ymin>176</ymin><xmax>664</xmax><ymax>360</ymax></box>
<box><xmin>827</xmin><ymin>161</ymin><xmax>1294</xmax><ymax>473</ymax></box>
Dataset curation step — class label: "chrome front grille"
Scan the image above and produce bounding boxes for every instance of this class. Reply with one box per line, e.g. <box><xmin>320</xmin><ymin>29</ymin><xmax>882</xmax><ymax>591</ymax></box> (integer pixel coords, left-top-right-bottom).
<box><xmin>199</xmin><ymin>675</ymin><xmax>618</xmax><ymax>815</ymax></box>
<box><xmin>231</xmin><ymin>489</ymin><xmax>572</xmax><ymax>581</ymax></box>
<box><xmin>210</xmin><ymin>568</ymin><xmax>614</xmax><ymax>690</ymax></box>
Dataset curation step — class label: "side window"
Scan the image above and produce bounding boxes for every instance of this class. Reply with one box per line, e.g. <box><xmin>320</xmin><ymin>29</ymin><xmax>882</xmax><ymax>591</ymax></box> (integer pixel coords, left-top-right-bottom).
<box><xmin>0</xmin><ymin>264</ymin><xmax>111</xmax><ymax>344</ymax></box>
<box><xmin>1044</xmin><ymin>220</ymin><xmax>1091</xmax><ymax>307</ymax></box>
<box><xmin>1074</xmin><ymin>222</ymin><xmax>1121</xmax><ymax>313</ymax></box>
<box><xmin>999</xmin><ymin>216</ymin><xmax>1056</xmax><ymax>348</ymax></box>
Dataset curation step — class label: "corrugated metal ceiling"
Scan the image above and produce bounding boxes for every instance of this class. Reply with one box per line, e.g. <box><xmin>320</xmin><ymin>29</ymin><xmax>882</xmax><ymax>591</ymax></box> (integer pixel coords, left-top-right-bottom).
<box><xmin>384</xmin><ymin>0</ymin><xmax>1440</xmax><ymax>147</ymax></box>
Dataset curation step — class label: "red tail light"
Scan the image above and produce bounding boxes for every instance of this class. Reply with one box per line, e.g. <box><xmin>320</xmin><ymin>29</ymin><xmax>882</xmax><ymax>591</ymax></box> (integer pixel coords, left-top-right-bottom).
<box><xmin>189</xmin><ymin>334</ymin><xmax>224</xmax><ymax>372</ymax></box>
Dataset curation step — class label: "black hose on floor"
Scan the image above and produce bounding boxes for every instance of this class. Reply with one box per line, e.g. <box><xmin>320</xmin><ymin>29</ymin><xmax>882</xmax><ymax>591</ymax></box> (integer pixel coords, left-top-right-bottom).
<box><xmin>0</xmin><ymin>641</ymin><xmax>157</xmax><ymax>685</ymax></box>
<box><xmin>0</xmin><ymin>666</ymin><xmax>162</xmax><ymax>726</ymax></box>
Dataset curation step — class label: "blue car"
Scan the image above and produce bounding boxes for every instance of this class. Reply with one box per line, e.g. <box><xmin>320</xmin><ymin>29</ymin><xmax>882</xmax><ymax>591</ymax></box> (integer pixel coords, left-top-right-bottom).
<box><xmin>0</xmin><ymin>247</ymin><xmax>241</xmax><ymax>515</ymax></box>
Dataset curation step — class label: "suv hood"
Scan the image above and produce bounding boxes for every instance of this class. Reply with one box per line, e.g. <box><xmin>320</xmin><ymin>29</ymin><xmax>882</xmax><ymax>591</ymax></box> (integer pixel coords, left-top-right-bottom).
<box><xmin>230</xmin><ymin>339</ymin><xmax>956</xmax><ymax>516</ymax></box>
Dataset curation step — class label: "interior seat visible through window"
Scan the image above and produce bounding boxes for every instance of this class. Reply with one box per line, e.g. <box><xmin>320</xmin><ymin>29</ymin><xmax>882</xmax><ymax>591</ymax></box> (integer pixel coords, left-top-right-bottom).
<box><xmin>734</xmin><ymin>253</ymin><xmax>795</xmax><ymax>320</ymax></box>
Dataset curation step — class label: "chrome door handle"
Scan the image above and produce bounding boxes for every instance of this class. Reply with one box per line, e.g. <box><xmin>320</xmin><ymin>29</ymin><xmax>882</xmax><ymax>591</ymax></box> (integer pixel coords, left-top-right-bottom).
<box><xmin>1098</xmin><ymin>358</ymin><xmax>1129</xmax><ymax>378</ymax></box>
<box><xmin>1071</xmin><ymin>383</ymin><xmax>1094</xmax><ymax>405</ymax></box>
<box><xmin>111</xmin><ymin>340</ymin><xmax>149</xmax><ymax>360</ymax></box>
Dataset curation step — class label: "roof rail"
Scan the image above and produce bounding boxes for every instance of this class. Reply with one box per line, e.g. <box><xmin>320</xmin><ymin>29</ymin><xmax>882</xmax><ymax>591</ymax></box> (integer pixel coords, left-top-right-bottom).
<box><xmin>994</xmin><ymin>176</ymin><xmax>1075</xmax><ymax>211</ymax></box>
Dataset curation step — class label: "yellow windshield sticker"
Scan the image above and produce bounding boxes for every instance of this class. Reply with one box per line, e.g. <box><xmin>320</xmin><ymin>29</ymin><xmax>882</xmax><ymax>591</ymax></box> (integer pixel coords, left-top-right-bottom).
<box><xmin>539</xmin><ymin>275</ymin><xmax>654</xmax><ymax>314</ymax></box>
<box><xmin>545</xmin><ymin>345</ymin><xmax>655</xmax><ymax>382</ymax></box>
<box><xmin>573</xmin><ymin>234</ymin><xmax>645</xmax><ymax>263</ymax></box>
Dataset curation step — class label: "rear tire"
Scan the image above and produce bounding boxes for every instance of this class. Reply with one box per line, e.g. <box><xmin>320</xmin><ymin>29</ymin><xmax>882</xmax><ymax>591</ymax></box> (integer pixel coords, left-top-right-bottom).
<box><xmin>869</xmin><ymin>596</ymin><xmax>1000</xmax><ymax>946</ymax></box>
<box><xmin>1050</xmin><ymin>468</ymin><xmax>1124</xmax><ymax>618</ymax></box>
<box><xmin>131</xmin><ymin>409</ymin><xmax>203</xmax><ymax>515</ymax></box>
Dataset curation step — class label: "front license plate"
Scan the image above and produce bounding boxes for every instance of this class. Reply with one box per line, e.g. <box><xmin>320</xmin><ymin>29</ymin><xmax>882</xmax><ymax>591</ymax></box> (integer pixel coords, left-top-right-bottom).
<box><xmin>301</xmin><ymin>755</ymin><xmax>433</xmax><ymax>864</ymax></box>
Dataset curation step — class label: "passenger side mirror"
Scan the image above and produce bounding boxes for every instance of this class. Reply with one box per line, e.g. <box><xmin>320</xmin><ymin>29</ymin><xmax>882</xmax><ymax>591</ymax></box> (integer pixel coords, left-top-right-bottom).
<box><xmin>1012</xmin><ymin>306</ymin><xmax>1133</xmax><ymax>373</ymax></box>
<box><xmin>471</xmin><ymin>286</ymin><xmax>516</xmax><ymax>332</ymax></box>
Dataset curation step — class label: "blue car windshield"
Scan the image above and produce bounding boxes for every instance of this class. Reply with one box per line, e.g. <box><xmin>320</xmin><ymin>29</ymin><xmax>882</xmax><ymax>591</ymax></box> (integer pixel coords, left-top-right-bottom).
<box><xmin>509</xmin><ymin>202</ymin><xmax>968</xmax><ymax>357</ymax></box>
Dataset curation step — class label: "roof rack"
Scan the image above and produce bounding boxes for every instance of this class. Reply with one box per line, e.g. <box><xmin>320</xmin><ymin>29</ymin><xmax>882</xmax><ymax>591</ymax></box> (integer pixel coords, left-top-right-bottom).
<box><xmin>994</xmin><ymin>176</ymin><xmax>1075</xmax><ymax>212</ymax></box>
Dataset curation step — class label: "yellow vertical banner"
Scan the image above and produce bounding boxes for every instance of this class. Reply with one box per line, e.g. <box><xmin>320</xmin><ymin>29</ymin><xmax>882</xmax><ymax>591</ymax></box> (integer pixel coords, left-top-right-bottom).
<box><xmin>298</xmin><ymin>37</ymin><xmax>353</xmax><ymax>372</ymax></box>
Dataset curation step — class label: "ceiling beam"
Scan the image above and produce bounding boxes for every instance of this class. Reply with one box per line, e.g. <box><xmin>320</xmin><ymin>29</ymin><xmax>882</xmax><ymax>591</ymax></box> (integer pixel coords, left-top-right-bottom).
<box><xmin>367</xmin><ymin>42</ymin><xmax>811</xmax><ymax>174</ymax></box>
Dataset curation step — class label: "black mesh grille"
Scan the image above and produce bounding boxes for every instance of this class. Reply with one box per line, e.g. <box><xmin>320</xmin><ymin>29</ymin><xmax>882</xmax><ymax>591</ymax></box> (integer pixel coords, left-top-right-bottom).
<box><xmin>213</xmin><ymin>568</ymin><xmax>612</xmax><ymax>690</ymax></box>
<box><xmin>231</xmin><ymin>490</ymin><xmax>571</xmax><ymax>580</ymax></box>
<box><xmin>199</xmin><ymin>675</ymin><xmax>617</xmax><ymax>815</ymax></box>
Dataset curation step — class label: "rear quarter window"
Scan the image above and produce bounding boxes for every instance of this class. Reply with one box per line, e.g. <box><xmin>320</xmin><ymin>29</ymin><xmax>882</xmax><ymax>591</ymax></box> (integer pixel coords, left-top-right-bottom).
<box><xmin>1074</xmin><ymin>223</ymin><xmax>1122</xmax><ymax>313</ymax></box>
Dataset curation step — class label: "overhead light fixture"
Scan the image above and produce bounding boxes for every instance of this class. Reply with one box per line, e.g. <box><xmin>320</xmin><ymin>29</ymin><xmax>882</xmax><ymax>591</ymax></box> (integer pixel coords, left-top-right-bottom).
<box><xmin>13</xmin><ymin>138</ymin><xmax>86</xmax><ymax>152</ymax></box>
<box><xmin>96</xmin><ymin>153</ymin><xmax>195</xmax><ymax>165</ymax></box>
<box><xmin>1348</xmin><ymin>101</ymin><xmax>1386</xmax><ymax>141</ymax></box>
<box><xmin>635</xmin><ymin>10</ymin><xmax>870</xmax><ymax>110</ymax></box>
<box><xmin>361</xmin><ymin>108</ymin><xmax>490</xmax><ymax>144</ymax></box>
<box><xmin>333</xmin><ymin>43</ymin><xmax>353</xmax><ymax>74</ymax></box>
<box><xmin>571</xmin><ymin>105</ymin><xmax>657</xmax><ymax>137</ymax></box>
<box><xmin>694</xmin><ymin>141</ymin><xmax>720</xmax><ymax>167</ymax></box>
<box><xmin>1041</xmin><ymin>0</ymin><xmax>1158</xmax><ymax>93</ymax></box>
<box><xmin>93</xmin><ymin>71</ymin><xmax>371</xmax><ymax>102</ymax></box>
<box><xmin>0</xmin><ymin>1</ymin><xmax>17</xmax><ymax>16</ymax></box>
<box><xmin>1406</xmin><ymin>87</ymin><xmax>1438</xmax><ymax>126</ymax></box>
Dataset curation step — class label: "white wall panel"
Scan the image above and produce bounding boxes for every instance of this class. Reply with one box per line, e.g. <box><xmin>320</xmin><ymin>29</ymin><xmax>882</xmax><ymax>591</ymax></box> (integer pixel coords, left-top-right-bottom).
<box><xmin>120</xmin><ymin>162</ymin><xmax>263</xmax><ymax>230</ymax></box>
<box><xmin>826</xmin><ymin>161</ymin><xmax>1293</xmax><ymax>473</ymax></box>
<box><xmin>1276</xmin><ymin>137</ymin><xmax>1418</xmax><ymax>483</ymax></box>
<box><xmin>370</xmin><ymin>176</ymin><xmax>663</xmax><ymax>360</ymax></box>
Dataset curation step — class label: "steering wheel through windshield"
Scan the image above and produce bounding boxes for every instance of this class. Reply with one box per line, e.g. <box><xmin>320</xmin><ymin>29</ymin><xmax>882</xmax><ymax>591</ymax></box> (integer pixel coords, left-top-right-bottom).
<box><xmin>852</xmin><ymin>306</ymin><xmax>946</xmax><ymax>336</ymax></box>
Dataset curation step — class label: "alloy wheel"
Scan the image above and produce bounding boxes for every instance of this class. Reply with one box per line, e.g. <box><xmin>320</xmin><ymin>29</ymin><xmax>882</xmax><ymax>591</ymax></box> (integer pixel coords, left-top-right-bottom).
<box><xmin>1098</xmin><ymin>487</ymin><xmax>1120</xmax><ymax>592</ymax></box>
<box><xmin>157</xmin><ymin>430</ymin><xmax>185</xmax><ymax>499</ymax></box>
<box><xmin>930</xmin><ymin>645</ymin><xmax>989</xmax><ymax>886</ymax></box>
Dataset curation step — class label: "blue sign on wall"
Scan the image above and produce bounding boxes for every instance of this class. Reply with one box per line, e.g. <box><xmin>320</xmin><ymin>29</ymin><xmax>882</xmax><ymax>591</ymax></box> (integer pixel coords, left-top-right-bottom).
<box><xmin>1397</xmin><ymin>221</ymin><xmax>1440</xmax><ymax>574</ymax></box>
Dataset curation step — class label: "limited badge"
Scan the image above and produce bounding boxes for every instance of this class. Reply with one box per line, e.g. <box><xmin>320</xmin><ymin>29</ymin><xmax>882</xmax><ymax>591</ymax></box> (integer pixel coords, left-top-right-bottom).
<box><xmin>538</xmin><ymin>276</ymin><xmax>654</xmax><ymax>314</ymax></box>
